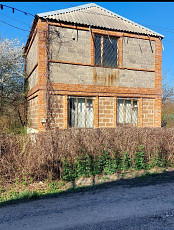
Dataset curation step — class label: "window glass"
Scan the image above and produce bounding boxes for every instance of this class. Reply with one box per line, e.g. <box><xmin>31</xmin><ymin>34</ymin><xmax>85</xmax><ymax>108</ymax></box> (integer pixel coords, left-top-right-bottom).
<box><xmin>125</xmin><ymin>100</ymin><xmax>131</xmax><ymax>123</ymax></box>
<box><xmin>94</xmin><ymin>35</ymin><xmax>101</xmax><ymax>66</ymax></box>
<box><xmin>69</xmin><ymin>97</ymin><xmax>94</xmax><ymax>128</ymax></box>
<box><xmin>117</xmin><ymin>99</ymin><xmax>138</xmax><ymax>125</ymax></box>
<box><xmin>132</xmin><ymin>101</ymin><xmax>138</xmax><ymax>124</ymax></box>
<box><xmin>86</xmin><ymin>99</ymin><xmax>94</xmax><ymax>128</ymax></box>
<box><xmin>78</xmin><ymin>98</ymin><xmax>85</xmax><ymax>128</ymax></box>
<box><xmin>117</xmin><ymin>99</ymin><xmax>124</xmax><ymax>124</ymax></box>
<box><xmin>94</xmin><ymin>34</ymin><xmax>117</xmax><ymax>68</ymax></box>
<box><xmin>70</xmin><ymin>98</ymin><xmax>76</xmax><ymax>127</ymax></box>
<box><xmin>103</xmin><ymin>37</ymin><xmax>117</xmax><ymax>67</ymax></box>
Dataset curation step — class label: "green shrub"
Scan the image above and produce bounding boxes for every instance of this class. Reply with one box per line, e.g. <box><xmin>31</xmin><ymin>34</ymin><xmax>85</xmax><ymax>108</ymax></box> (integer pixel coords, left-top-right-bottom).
<box><xmin>134</xmin><ymin>145</ymin><xmax>147</xmax><ymax>170</ymax></box>
<box><xmin>61</xmin><ymin>159</ymin><xmax>77</xmax><ymax>182</ymax></box>
<box><xmin>120</xmin><ymin>152</ymin><xmax>132</xmax><ymax>171</ymax></box>
<box><xmin>76</xmin><ymin>154</ymin><xmax>92</xmax><ymax>178</ymax></box>
<box><xmin>92</xmin><ymin>155</ymin><xmax>105</xmax><ymax>176</ymax></box>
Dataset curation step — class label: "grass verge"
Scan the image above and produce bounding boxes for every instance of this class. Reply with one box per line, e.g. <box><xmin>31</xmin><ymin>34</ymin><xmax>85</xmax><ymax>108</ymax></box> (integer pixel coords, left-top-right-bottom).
<box><xmin>1</xmin><ymin>166</ymin><xmax>174</xmax><ymax>207</ymax></box>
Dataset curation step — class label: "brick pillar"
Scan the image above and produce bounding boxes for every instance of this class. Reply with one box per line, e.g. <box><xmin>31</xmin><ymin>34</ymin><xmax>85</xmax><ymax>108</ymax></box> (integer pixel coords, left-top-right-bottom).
<box><xmin>154</xmin><ymin>97</ymin><xmax>161</xmax><ymax>127</ymax></box>
<box><xmin>94</xmin><ymin>96</ymin><xmax>99</xmax><ymax>128</ymax></box>
<box><xmin>155</xmin><ymin>38</ymin><xmax>162</xmax><ymax>90</ymax></box>
<box><xmin>138</xmin><ymin>98</ymin><xmax>143</xmax><ymax>127</ymax></box>
<box><xmin>153</xmin><ymin>38</ymin><xmax>162</xmax><ymax>128</ymax></box>
<box><xmin>118</xmin><ymin>36</ymin><xmax>123</xmax><ymax>68</ymax></box>
<box><xmin>90</xmin><ymin>31</ymin><xmax>94</xmax><ymax>66</ymax></box>
<box><xmin>64</xmin><ymin>95</ymin><xmax>68</xmax><ymax>129</ymax></box>
<box><xmin>38</xmin><ymin>90</ymin><xmax>47</xmax><ymax>131</ymax></box>
<box><xmin>37</xmin><ymin>19</ymin><xmax>48</xmax><ymax>132</ymax></box>
<box><xmin>114</xmin><ymin>97</ymin><xmax>117</xmax><ymax>127</ymax></box>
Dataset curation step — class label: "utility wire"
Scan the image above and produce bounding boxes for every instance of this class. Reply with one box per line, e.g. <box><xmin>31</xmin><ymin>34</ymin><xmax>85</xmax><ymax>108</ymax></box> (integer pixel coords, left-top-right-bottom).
<box><xmin>0</xmin><ymin>19</ymin><xmax>30</xmax><ymax>32</ymax></box>
<box><xmin>0</xmin><ymin>2</ymin><xmax>172</xmax><ymax>35</ymax></box>
<box><xmin>1</xmin><ymin>2</ymin><xmax>174</xmax><ymax>37</ymax></box>
<box><xmin>0</xmin><ymin>3</ymin><xmax>35</xmax><ymax>17</ymax></box>
<box><xmin>1</xmin><ymin>2</ymin><xmax>174</xmax><ymax>35</ymax></box>
<box><xmin>0</xmin><ymin>12</ymin><xmax>31</xmax><ymax>27</ymax></box>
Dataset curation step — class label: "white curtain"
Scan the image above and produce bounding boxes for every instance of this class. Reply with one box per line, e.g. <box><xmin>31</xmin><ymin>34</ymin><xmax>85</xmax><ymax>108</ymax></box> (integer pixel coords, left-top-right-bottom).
<box><xmin>70</xmin><ymin>98</ymin><xmax>76</xmax><ymax>127</ymax></box>
<box><xmin>125</xmin><ymin>100</ymin><xmax>131</xmax><ymax>123</ymax></box>
<box><xmin>132</xmin><ymin>101</ymin><xmax>138</xmax><ymax>124</ymax></box>
<box><xmin>86</xmin><ymin>99</ymin><xmax>94</xmax><ymax>128</ymax></box>
<box><xmin>117</xmin><ymin>99</ymin><xmax>123</xmax><ymax>124</ymax></box>
<box><xmin>70</xmin><ymin>97</ymin><xmax>94</xmax><ymax>128</ymax></box>
<box><xmin>78</xmin><ymin>98</ymin><xmax>85</xmax><ymax>128</ymax></box>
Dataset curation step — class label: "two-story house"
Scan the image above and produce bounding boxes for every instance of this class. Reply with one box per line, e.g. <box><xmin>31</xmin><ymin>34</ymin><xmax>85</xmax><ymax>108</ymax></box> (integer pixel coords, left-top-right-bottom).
<box><xmin>25</xmin><ymin>3</ymin><xmax>164</xmax><ymax>133</ymax></box>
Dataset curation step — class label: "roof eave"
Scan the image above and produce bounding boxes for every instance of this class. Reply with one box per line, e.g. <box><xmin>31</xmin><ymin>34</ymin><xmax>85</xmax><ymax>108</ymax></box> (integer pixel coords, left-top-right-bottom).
<box><xmin>41</xmin><ymin>17</ymin><xmax>164</xmax><ymax>39</ymax></box>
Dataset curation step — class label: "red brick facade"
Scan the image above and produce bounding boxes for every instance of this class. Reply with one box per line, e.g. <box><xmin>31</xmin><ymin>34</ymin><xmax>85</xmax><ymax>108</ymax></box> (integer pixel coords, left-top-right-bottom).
<box><xmin>99</xmin><ymin>97</ymin><xmax>115</xmax><ymax>128</ymax></box>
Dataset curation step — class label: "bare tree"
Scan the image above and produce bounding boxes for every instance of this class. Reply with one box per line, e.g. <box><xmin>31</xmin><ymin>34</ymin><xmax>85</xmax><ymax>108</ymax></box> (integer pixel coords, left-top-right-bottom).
<box><xmin>162</xmin><ymin>71</ymin><xmax>174</xmax><ymax>103</ymax></box>
<box><xmin>161</xmin><ymin>72</ymin><xmax>174</xmax><ymax>127</ymax></box>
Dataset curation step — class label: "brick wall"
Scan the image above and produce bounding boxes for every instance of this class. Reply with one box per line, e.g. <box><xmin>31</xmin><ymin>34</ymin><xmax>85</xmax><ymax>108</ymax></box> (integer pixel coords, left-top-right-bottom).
<box><xmin>26</xmin><ymin>34</ymin><xmax>38</xmax><ymax>75</ymax></box>
<box><xmin>98</xmin><ymin>97</ymin><xmax>156</xmax><ymax>128</ymax></box>
<box><xmin>37</xmin><ymin>19</ymin><xmax>48</xmax><ymax>132</ymax></box>
<box><xmin>27</xmin><ymin>67</ymin><xmax>38</xmax><ymax>90</ymax></box>
<box><xmin>142</xmin><ymin>98</ymin><xmax>154</xmax><ymax>127</ymax></box>
<box><xmin>49</xmin><ymin>95</ymin><xmax>65</xmax><ymax>129</ymax></box>
<box><xmin>49</xmin><ymin>63</ymin><xmax>93</xmax><ymax>85</ymax></box>
<box><xmin>49</xmin><ymin>25</ymin><xmax>91</xmax><ymax>64</ymax></box>
<box><xmin>27</xmin><ymin>96</ymin><xmax>38</xmax><ymax>130</ymax></box>
<box><xmin>119</xmin><ymin>69</ymin><xmax>154</xmax><ymax>88</ymax></box>
<box><xmin>49</xmin><ymin>63</ymin><xmax>154</xmax><ymax>88</ymax></box>
<box><xmin>122</xmin><ymin>37</ymin><xmax>155</xmax><ymax>70</ymax></box>
<box><xmin>154</xmin><ymin>97</ymin><xmax>161</xmax><ymax>127</ymax></box>
<box><xmin>99</xmin><ymin>97</ymin><xmax>115</xmax><ymax>127</ymax></box>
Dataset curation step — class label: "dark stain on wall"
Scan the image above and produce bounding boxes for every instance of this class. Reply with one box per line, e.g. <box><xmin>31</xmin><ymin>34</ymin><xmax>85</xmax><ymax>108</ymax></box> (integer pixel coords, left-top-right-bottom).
<box><xmin>93</xmin><ymin>67</ymin><xmax>120</xmax><ymax>86</ymax></box>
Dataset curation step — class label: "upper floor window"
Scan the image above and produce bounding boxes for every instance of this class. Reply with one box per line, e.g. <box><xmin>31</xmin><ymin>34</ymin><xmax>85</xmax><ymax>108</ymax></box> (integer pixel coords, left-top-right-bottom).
<box><xmin>94</xmin><ymin>34</ymin><xmax>118</xmax><ymax>68</ymax></box>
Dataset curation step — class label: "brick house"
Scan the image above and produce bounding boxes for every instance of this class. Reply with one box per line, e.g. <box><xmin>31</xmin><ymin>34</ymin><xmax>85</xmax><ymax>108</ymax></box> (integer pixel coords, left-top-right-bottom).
<box><xmin>25</xmin><ymin>3</ymin><xmax>164</xmax><ymax>133</ymax></box>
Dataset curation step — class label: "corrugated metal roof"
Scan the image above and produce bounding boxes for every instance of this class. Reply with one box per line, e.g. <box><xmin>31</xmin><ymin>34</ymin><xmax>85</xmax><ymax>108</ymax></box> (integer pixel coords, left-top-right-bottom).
<box><xmin>37</xmin><ymin>3</ymin><xmax>164</xmax><ymax>38</ymax></box>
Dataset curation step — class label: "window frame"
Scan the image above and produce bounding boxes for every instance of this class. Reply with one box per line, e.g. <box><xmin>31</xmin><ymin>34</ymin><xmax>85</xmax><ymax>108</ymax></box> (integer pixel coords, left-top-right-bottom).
<box><xmin>68</xmin><ymin>96</ymin><xmax>94</xmax><ymax>128</ymax></box>
<box><xmin>117</xmin><ymin>98</ymin><xmax>139</xmax><ymax>126</ymax></box>
<box><xmin>94</xmin><ymin>33</ymin><xmax>118</xmax><ymax>68</ymax></box>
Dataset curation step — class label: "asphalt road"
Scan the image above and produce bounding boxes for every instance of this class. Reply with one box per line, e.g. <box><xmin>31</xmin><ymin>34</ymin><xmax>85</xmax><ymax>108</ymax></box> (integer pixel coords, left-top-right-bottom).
<box><xmin>1</xmin><ymin>176</ymin><xmax>174</xmax><ymax>230</ymax></box>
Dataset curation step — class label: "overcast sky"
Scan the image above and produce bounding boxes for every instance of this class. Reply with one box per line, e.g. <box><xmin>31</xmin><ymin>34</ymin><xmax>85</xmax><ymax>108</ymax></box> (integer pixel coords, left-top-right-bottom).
<box><xmin>0</xmin><ymin>2</ymin><xmax>173</xmax><ymax>86</ymax></box>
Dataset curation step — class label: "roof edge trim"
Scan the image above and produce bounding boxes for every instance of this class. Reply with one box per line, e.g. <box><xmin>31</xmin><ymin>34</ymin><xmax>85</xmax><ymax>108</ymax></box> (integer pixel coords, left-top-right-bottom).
<box><xmin>37</xmin><ymin>3</ymin><xmax>96</xmax><ymax>17</ymax></box>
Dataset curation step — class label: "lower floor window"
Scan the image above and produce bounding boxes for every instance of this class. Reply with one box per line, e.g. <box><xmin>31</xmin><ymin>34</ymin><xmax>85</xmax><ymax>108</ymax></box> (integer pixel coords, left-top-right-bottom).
<box><xmin>68</xmin><ymin>97</ymin><xmax>94</xmax><ymax>128</ymax></box>
<box><xmin>117</xmin><ymin>98</ymin><xmax>138</xmax><ymax>125</ymax></box>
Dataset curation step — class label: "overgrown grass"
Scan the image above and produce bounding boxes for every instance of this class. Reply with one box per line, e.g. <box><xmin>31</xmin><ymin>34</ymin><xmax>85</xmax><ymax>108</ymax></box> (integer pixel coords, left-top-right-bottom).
<box><xmin>0</xmin><ymin>167</ymin><xmax>173</xmax><ymax>205</ymax></box>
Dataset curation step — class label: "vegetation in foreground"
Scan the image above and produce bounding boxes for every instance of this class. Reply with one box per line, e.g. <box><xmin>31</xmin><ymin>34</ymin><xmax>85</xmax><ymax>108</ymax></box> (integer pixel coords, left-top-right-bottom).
<box><xmin>0</xmin><ymin>167</ymin><xmax>173</xmax><ymax>205</ymax></box>
<box><xmin>0</xmin><ymin>127</ymin><xmax>174</xmax><ymax>204</ymax></box>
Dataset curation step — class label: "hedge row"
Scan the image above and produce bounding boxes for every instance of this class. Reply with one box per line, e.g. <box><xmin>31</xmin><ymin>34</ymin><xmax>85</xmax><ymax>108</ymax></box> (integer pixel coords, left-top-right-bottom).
<box><xmin>0</xmin><ymin>127</ymin><xmax>174</xmax><ymax>182</ymax></box>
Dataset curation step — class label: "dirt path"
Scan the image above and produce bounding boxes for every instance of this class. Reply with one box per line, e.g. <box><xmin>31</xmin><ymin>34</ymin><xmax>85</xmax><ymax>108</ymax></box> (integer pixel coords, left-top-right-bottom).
<box><xmin>1</xmin><ymin>179</ymin><xmax>174</xmax><ymax>229</ymax></box>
